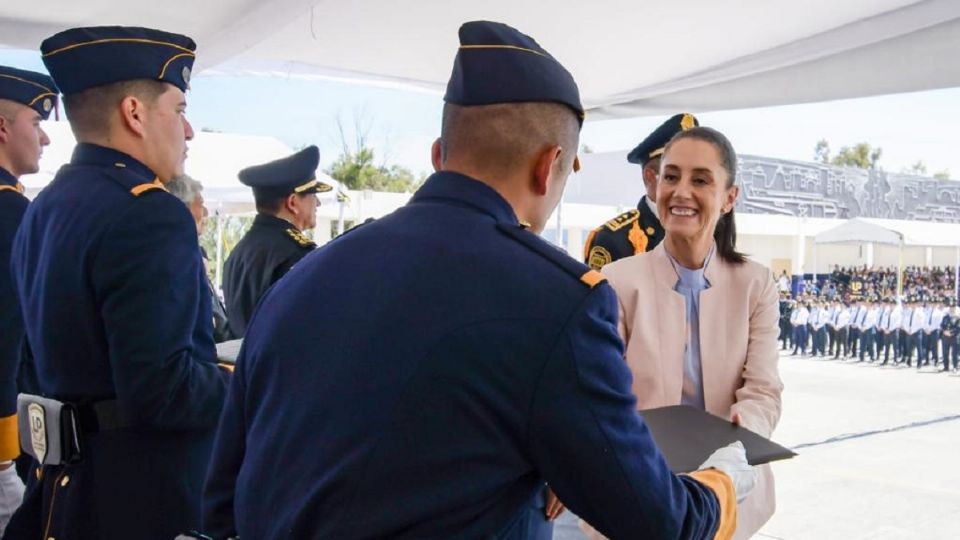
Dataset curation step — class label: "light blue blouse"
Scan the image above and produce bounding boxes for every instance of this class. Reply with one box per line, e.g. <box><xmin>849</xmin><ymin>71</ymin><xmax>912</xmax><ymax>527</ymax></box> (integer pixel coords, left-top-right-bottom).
<box><xmin>666</xmin><ymin>249</ymin><xmax>712</xmax><ymax>410</ymax></box>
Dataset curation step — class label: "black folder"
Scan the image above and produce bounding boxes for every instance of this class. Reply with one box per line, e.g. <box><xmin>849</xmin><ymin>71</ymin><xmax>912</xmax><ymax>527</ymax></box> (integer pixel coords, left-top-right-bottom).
<box><xmin>638</xmin><ymin>405</ymin><xmax>797</xmax><ymax>473</ymax></box>
<box><xmin>216</xmin><ymin>339</ymin><xmax>243</xmax><ymax>365</ymax></box>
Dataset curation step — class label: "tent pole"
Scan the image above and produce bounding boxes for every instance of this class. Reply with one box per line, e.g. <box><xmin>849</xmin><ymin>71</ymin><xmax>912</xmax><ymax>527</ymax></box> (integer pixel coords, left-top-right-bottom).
<box><xmin>215</xmin><ymin>204</ymin><xmax>224</xmax><ymax>291</ymax></box>
<box><xmin>955</xmin><ymin>246</ymin><xmax>959</xmax><ymax>302</ymax></box>
<box><xmin>897</xmin><ymin>241</ymin><xmax>903</xmax><ymax>301</ymax></box>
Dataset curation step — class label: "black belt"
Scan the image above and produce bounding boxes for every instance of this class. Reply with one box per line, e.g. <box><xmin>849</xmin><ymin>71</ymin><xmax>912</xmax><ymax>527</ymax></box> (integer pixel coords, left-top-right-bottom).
<box><xmin>74</xmin><ymin>399</ymin><xmax>126</xmax><ymax>433</ymax></box>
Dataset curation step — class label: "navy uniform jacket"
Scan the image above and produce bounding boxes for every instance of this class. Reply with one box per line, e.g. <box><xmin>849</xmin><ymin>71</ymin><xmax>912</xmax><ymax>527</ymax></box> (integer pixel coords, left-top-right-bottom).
<box><xmin>0</xmin><ymin>168</ymin><xmax>28</xmax><ymax>462</ymax></box>
<box><xmin>203</xmin><ymin>172</ymin><xmax>723</xmax><ymax>539</ymax></box>
<box><xmin>583</xmin><ymin>195</ymin><xmax>664</xmax><ymax>270</ymax></box>
<box><xmin>6</xmin><ymin>144</ymin><xmax>229</xmax><ymax>539</ymax></box>
<box><xmin>222</xmin><ymin>213</ymin><xmax>315</xmax><ymax>338</ymax></box>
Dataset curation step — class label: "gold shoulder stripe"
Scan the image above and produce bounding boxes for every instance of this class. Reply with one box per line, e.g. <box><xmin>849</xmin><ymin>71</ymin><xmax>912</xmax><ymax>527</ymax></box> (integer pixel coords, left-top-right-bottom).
<box><xmin>130</xmin><ymin>179</ymin><xmax>167</xmax><ymax>197</ymax></box>
<box><xmin>0</xmin><ymin>414</ymin><xmax>19</xmax><ymax>461</ymax></box>
<box><xmin>218</xmin><ymin>362</ymin><xmax>235</xmax><ymax>373</ymax></box>
<box><xmin>0</xmin><ymin>183</ymin><xmax>25</xmax><ymax>194</ymax></box>
<box><xmin>580</xmin><ymin>270</ymin><xmax>606</xmax><ymax>288</ymax></box>
<box><xmin>44</xmin><ymin>37</ymin><xmax>195</xmax><ymax>57</ymax></box>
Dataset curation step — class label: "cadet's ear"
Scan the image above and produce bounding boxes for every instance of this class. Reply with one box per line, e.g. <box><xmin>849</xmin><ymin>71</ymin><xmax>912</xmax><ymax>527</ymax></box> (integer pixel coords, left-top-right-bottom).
<box><xmin>118</xmin><ymin>95</ymin><xmax>147</xmax><ymax>138</ymax></box>
<box><xmin>431</xmin><ymin>138</ymin><xmax>443</xmax><ymax>172</ymax></box>
<box><xmin>0</xmin><ymin>115</ymin><xmax>9</xmax><ymax>142</ymax></box>
<box><xmin>532</xmin><ymin>144</ymin><xmax>563</xmax><ymax>196</ymax></box>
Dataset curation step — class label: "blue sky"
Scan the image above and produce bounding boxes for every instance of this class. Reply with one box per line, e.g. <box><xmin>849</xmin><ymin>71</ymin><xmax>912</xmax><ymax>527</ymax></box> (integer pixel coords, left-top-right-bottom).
<box><xmin>4</xmin><ymin>48</ymin><xmax>959</xmax><ymax>179</ymax></box>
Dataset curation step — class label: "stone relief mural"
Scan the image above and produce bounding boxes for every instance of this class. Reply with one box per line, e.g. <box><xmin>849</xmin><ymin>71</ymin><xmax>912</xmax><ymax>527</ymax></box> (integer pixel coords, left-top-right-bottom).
<box><xmin>736</xmin><ymin>155</ymin><xmax>960</xmax><ymax>222</ymax></box>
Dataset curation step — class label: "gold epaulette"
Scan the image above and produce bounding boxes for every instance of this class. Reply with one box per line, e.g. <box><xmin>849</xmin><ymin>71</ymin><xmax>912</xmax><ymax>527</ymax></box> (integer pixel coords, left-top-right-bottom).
<box><xmin>603</xmin><ymin>209</ymin><xmax>640</xmax><ymax>232</ymax></box>
<box><xmin>286</xmin><ymin>228</ymin><xmax>315</xmax><ymax>247</ymax></box>
<box><xmin>130</xmin><ymin>178</ymin><xmax>167</xmax><ymax>197</ymax></box>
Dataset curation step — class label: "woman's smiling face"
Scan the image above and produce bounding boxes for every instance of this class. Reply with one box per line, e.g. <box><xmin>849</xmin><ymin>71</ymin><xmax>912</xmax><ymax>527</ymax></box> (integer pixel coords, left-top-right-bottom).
<box><xmin>657</xmin><ymin>137</ymin><xmax>738</xmax><ymax>242</ymax></box>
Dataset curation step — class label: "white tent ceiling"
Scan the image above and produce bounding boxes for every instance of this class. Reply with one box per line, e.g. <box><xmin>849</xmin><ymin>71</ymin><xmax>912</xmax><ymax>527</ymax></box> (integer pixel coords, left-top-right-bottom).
<box><xmin>2</xmin><ymin>0</ymin><xmax>959</xmax><ymax>118</ymax></box>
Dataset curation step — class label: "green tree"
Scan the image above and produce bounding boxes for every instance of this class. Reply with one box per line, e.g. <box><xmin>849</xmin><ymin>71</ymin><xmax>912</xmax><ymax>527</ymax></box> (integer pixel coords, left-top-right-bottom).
<box><xmin>902</xmin><ymin>161</ymin><xmax>927</xmax><ymax>176</ymax></box>
<box><xmin>814</xmin><ymin>139</ymin><xmax>830</xmax><ymax>164</ymax></box>
<box><xmin>326</xmin><ymin>147</ymin><xmax>423</xmax><ymax>193</ymax></box>
<box><xmin>934</xmin><ymin>169</ymin><xmax>951</xmax><ymax>181</ymax></box>
<box><xmin>325</xmin><ymin>112</ymin><xmax>424</xmax><ymax>193</ymax></box>
<box><xmin>829</xmin><ymin>142</ymin><xmax>882</xmax><ymax>170</ymax></box>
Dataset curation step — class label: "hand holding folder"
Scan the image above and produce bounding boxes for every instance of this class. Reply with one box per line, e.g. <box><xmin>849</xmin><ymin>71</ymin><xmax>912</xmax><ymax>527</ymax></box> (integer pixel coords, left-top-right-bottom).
<box><xmin>638</xmin><ymin>405</ymin><xmax>797</xmax><ymax>474</ymax></box>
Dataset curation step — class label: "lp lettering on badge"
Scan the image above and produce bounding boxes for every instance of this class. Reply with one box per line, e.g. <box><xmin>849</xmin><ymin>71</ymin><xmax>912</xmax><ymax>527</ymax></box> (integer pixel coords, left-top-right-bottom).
<box><xmin>28</xmin><ymin>403</ymin><xmax>47</xmax><ymax>464</ymax></box>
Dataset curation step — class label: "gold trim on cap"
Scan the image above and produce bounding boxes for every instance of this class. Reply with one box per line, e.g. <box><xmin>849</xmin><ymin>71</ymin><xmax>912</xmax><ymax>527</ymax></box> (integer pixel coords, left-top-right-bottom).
<box><xmin>0</xmin><ymin>74</ymin><xmax>56</xmax><ymax>95</ymax></box>
<box><xmin>44</xmin><ymin>37</ymin><xmax>195</xmax><ymax>57</ymax></box>
<box><xmin>648</xmin><ymin>147</ymin><xmax>666</xmax><ymax>159</ymax></box>
<box><xmin>158</xmin><ymin>53</ymin><xmax>196</xmax><ymax>79</ymax></box>
<box><xmin>293</xmin><ymin>179</ymin><xmax>334</xmax><ymax>194</ymax></box>
<box><xmin>459</xmin><ymin>44</ymin><xmax>547</xmax><ymax>58</ymax></box>
<box><xmin>680</xmin><ymin>113</ymin><xmax>697</xmax><ymax>130</ymax></box>
<box><xmin>27</xmin><ymin>92</ymin><xmax>58</xmax><ymax>107</ymax></box>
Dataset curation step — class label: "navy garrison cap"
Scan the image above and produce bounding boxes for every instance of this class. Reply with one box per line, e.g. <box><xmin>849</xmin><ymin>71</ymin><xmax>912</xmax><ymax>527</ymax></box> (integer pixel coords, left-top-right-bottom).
<box><xmin>41</xmin><ymin>26</ymin><xmax>196</xmax><ymax>95</ymax></box>
<box><xmin>0</xmin><ymin>66</ymin><xmax>59</xmax><ymax>120</ymax></box>
<box><xmin>627</xmin><ymin>113</ymin><xmax>699</xmax><ymax>165</ymax></box>
<box><xmin>239</xmin><ymin>146</ymin><xmax>333</xmax><ymax>200</ymax></box>
<box><xmin>444</xmin><ymin>21</ymin><xmax>584</xmax><ymax>123</ymax></box>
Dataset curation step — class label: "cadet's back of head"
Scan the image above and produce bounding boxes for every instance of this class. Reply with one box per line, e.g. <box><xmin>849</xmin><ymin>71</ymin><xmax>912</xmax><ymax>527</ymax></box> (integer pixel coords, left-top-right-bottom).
<box><xmin>435</xmin><ymin>21</ymin><xmax>584</xmax><ymax>231</ymax></box>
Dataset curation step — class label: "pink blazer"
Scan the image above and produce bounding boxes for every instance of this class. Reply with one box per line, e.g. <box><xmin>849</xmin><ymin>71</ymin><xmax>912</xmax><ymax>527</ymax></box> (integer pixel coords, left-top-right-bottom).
<box><xmin>601</xmin><ymin>244</ymin><xmax>783</xmax><ymax>539</ymax></box>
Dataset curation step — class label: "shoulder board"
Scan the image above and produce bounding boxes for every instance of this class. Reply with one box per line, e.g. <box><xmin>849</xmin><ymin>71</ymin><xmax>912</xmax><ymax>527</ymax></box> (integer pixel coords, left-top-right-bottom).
<box><xmin>0</xmin><ymin>184</ymin><xmax>24</xmax><ymax>194</ymax></box>
<box><xmin>497</xmin><ymin>223</ymin><xmax>606</xmax><ymax>289</ymax></box>
<box><xmin>286</xmin><ymin>228</ymin><xmax>316</xmax><ymax>248</ymax></box>
<box><xmin>130</xmin><ymin>179</ymin><xmax>167</xmax><ymax>197</ymax></box>
<box><xmin>603</xmin><ymin>209</ymin><xmax>639</xmax><ymax>232</ymax></box>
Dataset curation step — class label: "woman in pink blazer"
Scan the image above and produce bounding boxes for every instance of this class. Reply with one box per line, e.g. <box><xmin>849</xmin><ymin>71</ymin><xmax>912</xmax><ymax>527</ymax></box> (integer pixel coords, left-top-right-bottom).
<box><xmin>595</xmin><ymin>127</ymin><xmax>783</xmax><ymax>539</ymax></box>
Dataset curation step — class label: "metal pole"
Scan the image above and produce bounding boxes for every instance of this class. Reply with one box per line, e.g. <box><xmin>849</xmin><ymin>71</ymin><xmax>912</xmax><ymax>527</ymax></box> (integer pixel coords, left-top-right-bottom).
<box><xmin>215</xmin><ymin>204</ymin><xmax>224</xmax><ymax>290</ymax></box>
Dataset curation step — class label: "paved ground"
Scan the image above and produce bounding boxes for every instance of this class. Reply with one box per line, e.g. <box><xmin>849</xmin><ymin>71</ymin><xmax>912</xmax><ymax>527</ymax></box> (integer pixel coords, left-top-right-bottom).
<box><xmin>554</xmin><ymin>351</ymin><xmax>960</xmax><ymax>539</ymax></box>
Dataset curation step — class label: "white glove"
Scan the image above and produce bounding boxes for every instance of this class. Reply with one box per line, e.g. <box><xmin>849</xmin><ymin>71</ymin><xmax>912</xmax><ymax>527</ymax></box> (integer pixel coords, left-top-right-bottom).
<box><xmin>0</xmin><ymin>463</ymin><xmax>24</xmax><ymax>538</ymax></box>
<box><xmin>697</xmin><ymin>441</ymin><xmax>757</xmax><ymax>503</ymax></box>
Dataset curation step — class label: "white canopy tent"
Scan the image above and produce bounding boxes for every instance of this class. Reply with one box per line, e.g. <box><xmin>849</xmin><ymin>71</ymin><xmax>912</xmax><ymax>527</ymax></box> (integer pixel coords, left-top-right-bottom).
<box><xmin>813</xmin><ymin>218</ymin><xmax>960</xmax><ymax>300</ymax></box>
<box><xmin>2</xmin><ymin>0</ymin><xmax>960</xmax><ymax>118</ymax></box>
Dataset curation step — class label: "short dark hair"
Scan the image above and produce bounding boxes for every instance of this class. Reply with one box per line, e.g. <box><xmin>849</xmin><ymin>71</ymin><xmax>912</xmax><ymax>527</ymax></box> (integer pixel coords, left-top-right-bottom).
<box><xmin>440</xmin><ymin>101</ymin><xmax>580</xmax><ymax>178</ymax></box>
<box><xmin>663</xmin><ymin>126</ymin><xmax>746</xmax><ymax>265</ymax></box>
<box><xmin>255</xmin><ymin>195</ymin><xmax>286</xmax><ymax>215</ymax></box>
<box><xmin>63</xmin><ymin>79</ymin><xmax>168</xmax><ymax>139</ymax></box>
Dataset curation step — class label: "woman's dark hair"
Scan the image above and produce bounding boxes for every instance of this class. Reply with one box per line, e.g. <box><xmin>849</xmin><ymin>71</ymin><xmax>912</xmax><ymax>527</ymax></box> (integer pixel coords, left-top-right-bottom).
<box><xmin>662</xmin><ymin>126</ymin><xmax>747</xmax><ymax>265</ymax></box>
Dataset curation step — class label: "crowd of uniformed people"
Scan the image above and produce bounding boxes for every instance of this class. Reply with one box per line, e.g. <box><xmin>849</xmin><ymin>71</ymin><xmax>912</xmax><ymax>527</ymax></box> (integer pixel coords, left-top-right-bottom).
<box><xmin>781</xmin><ymin>293</ymin><xmax>960</xmax><ymax>372</ymax></box>
<box><xmin>0</xmin><ymin>19</ymin><xmax>793</xmax><ymax>540</ymax></box>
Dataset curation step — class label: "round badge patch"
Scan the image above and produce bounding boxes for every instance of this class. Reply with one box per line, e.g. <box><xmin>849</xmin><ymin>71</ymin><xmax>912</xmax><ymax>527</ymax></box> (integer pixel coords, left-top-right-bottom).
<box><xmin>588</xmin><ymin>246</ymin><xmax>613</xmax><ymax>270</ymax></box>
<box><xmin>646</xmin><ymin>226</ymin><xmax>656</xmax><ymax>236</ymax></box>
<box><xmin>181</xmin><ymin>66</ymin><xmax>192</xmax><ymax>88</ymax></box>
<box><xmin>42</xmin><ymin>98</ymin><xmax>52</xmax><ymax>112</ymax></box>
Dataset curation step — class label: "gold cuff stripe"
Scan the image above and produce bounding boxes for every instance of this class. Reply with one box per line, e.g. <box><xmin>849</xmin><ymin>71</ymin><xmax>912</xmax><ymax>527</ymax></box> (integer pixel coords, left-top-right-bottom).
<box><xmin>459</xmin><ymin>44</ymin><xmax>547</xmax><ymax>58</ymax></box>
<box><xmin>0</xmin><ymin>74</ymin><xmax>57</xmax><ymax>95</ymax></box>
<box><xmin>44</xmin><ymin>38</ymin><xmax>195</xmax><ymax>57</ymax></box>
<box><xmin>0</xmin><ymin>414</ymin><xmax>19</xmax><ymax>461</ymax></box>
<box><xmin>158</xmin><ymin>53</ymin><xmax>196</xmax><ymax>79</ymax></box>
<box><xmin>580</xmin><ymin>269</ymin><xmax>606</xmax><ymax>288</ymax></box>
<box><xmin>686</xmin><ymin>469</ymin><xmax>738</xmax><ymax>540</ymax></box>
